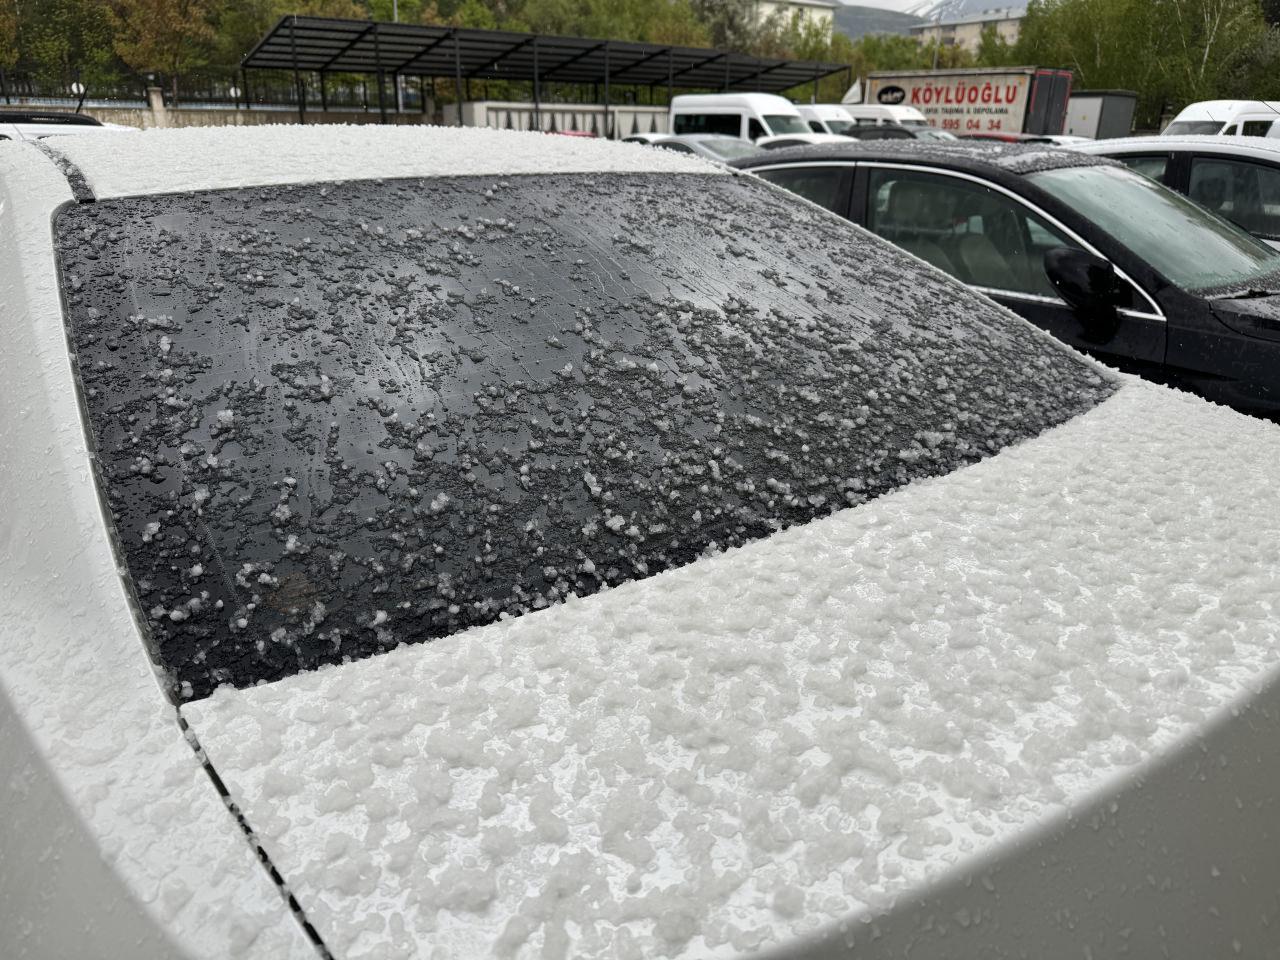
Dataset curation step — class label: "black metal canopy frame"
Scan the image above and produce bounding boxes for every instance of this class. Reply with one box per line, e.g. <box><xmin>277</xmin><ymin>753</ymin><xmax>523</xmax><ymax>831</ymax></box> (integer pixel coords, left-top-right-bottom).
<box><xmin>241</xmin><ymin>15</ymin><xmax>852</xmax><ymax>131</ymax></box>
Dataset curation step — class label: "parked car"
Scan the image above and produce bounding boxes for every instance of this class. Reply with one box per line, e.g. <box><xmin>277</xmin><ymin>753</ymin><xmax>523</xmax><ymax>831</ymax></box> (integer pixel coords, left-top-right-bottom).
<box><xmin>0</xmin><ymin>109</ymin><xmax>135</xmax><ymax>141</ymax></box>
<box><xmin>1075</xmin><ymin>134</ymin><xmax>1280</xmax><ymax>248</ymax></box>
<box><xmin>1162</xmin><ymin>99</ymin><xmax>1280</xmax><ymax>137</ymax></box>
<box><xmin>842</xmin><ymin>123</ymin><xmax>918</xmax><ymax>141</ymax></box>
<box><xmin>6</xmin><ymin>125</ymin><xmax>1280</xmax><ymax>960</ymax></box>
<box><xmin>797</xmin><ymin>103</ymin><xmax>857</xmax><ymax>135</ymax></box>
<box><xmin>644</xmin><ymin>133</ymin><xmax>764</xmax><ymax>163</ymax></box>
<box><xmin>758</xmin><ymin>131</ymin><xmax>855</xmax><ymax>150</ymax></box>
<box><xmin>669</xmin><ymin>92</ymin><xmax>808</xmax><ymax>142</ymax></box>
<box><xmin>961</xmin><ymin>132</ymin><xmax>1089</xmax><ymax>145</ymax></box>
<box><xmin>734</xmin><ymin>140</ymin><xmax>1280</xmax><ymax>411</ymax></box>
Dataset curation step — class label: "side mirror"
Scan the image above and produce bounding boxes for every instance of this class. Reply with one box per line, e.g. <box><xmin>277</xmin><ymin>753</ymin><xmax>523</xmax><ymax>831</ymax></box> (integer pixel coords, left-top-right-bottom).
<box><xmin>1043</xmin><ymin>246</ymin><xmax>1122</xmax><ymax>317</ymax></box>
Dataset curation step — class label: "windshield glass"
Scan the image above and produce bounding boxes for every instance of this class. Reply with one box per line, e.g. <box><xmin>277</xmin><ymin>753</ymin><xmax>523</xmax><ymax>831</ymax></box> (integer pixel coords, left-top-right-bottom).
<box><xmin>56</xmin><ymin>173</ymin><xmax>1113</xmax><ymax>702</ymax></box>
<box><xmin>699</xmin><ymin>137</ymin><xmax>761</xmax><ymax>159</ymax></box>
<box><xmin>1163</xmin><ymin>120</ymin><xmax>1225</xmax><ymax>135</ymax></box>
<box><xmin>763</xmin><ymin>114</ymin><xmax>808</xmax><ymax>134</ymax></box>
<box><xmin>1028</xmin><ymin>164</ymin><xmax>1280</xmax><ymax>292</ymax></box>
<box><xmin>824</xmin><ymin>119</ymin><xmax>855</xmax><ymax>135</ymax></box>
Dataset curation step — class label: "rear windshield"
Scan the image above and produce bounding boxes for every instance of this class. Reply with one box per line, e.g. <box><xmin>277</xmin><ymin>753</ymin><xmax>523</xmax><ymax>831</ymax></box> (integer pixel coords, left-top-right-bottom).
<box><xmin>56</xmin><ymin>173</ymin><xmax>1114</xmax><ymax>701</ymax></box>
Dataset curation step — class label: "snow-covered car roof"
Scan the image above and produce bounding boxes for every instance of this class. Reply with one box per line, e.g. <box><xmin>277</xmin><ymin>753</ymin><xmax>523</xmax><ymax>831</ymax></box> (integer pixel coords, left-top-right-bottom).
<box><xmin>733</xmin><ymin>138</ymin><xmax>1115</xmax><ymax>178</ymax></box>
<box><xmin>40</xmin><ymin>123</ymin><xmax>726</xmax><ymax>199</ymax></box>
<box><xmin>6</xmin><ymin>125</ymin><xmax>1280</xmax><ymax>960</ymax></box>
<box><xmin>1075</xmin><ymin>133</ymin><xmax>1280</xmax><ymax>161</ymax></box>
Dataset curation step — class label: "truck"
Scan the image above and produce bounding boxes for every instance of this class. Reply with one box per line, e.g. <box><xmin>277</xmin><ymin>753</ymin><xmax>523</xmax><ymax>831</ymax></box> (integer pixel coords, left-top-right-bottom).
<box><xmin>853</xmin><ymin>67</ymin><xmax>1074</xmax><ymax>137</ymax></box>
<box><xmin>1064</xmin><ymin>90</ymin><xmax>1137</xmax><ymax>139</ymax></box>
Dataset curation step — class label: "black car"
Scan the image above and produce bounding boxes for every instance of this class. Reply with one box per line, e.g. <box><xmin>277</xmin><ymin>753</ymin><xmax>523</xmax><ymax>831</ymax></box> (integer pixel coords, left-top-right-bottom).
<box><xmin>733</xmin><ymin>140</ymin><xmax>1280</xmax><ymax>412</ymax></box>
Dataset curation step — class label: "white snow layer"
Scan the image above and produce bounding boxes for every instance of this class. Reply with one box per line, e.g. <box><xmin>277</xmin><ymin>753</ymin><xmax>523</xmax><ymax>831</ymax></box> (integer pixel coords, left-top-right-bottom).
<box><xmin>0</xmin><ymin>143</ymin><xmax>314</xmax><ymax>959</ymax></box>
<box><xmin>185</xmin><ymin>379</ymin><xmax>1280</xmax><ymax>960</ymax></box>
<box><xmin>44</xmin><ymin>123</ymin><xmax>725</xmax><ymax>199</ymax></box>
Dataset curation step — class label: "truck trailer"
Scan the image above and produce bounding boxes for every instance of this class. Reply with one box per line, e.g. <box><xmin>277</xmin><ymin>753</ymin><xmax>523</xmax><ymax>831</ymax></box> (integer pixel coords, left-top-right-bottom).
<box><xmin>854</xmin><ymin>67</ymin><xmax>1073</xmax><ymax>137</ymax></box>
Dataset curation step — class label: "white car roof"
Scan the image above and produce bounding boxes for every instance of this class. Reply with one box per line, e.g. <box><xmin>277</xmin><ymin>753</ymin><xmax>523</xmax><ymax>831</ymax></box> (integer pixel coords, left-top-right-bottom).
<box><xmin>1076</xmin><ymin>134</ymin><xmax>1280</xmax><ymax>160</ymax></box>
<box><xmin>40</xmin><ymin>123</ymin><xmax>725</xmax><ymax>199</ymax></box>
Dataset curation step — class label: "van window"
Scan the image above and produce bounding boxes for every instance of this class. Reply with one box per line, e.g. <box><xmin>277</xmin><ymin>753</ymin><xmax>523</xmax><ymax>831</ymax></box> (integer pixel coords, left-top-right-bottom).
<box><xmin>1241</xmin><ymin>120</ymin><xmax>1275</xmax><ymax>137</ymax></box>
<box><xmin>763</xmin><ymin>114</ymin><xmax>809</xmax><ymax>135</ymax></box>
<box><xmin>807</xmin><ymin>120</ymin><xmax>825</xmax><ymax>133</ymax></box>
<box><xmin>748</xmin><ymin>118</ymin><xmax>766</xmax><ymax>140</ymax></box>
<box><xmin>1223</xmin><ymin>125</ymin><xmax>1238</xmax><ymax>136</ymax></box>
<box><xmin>673</xmin><ymin>113</ymin><xmax>740</xmax><ymax>137</ymax></box>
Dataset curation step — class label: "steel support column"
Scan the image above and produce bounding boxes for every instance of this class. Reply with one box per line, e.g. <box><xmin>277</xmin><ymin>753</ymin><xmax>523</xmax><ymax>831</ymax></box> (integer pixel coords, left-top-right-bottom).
<box><xmin>290</xmin><ymin>16</ymin><xmax>306</xmax><ymax>124</ymax></box>
<box><xmin>453</xmin><ymin>30</ymin><xmax>463</xmax><ymax>126</ymax></box>
<box><xmin>373</xmin><ymin>23</ymin><xmax>387</xmax><ymax>123</ymax></box>
<box><xmin>602</xmin><ymin>42</ymin><xmax>610</xmax><ymax>139</ymax></box>
<box><xmin>319</xmin><ymin>70</ymin><xmax>328</xmax><ymax>112</ymax></box>
<box><xmin>532</xmin><ymin>37</ymin><xmax>541</xmax><ymax>131</ymax></box>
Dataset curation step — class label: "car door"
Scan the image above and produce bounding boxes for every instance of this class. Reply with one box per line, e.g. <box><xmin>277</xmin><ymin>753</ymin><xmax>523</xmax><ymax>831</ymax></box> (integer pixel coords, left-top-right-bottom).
<box><xmin>855</xmin><ymin>164</ymin><xmax>1165</xmax><ymax>365</ymax></box>
<box><xmin>1187</xmin><ymin>154</ymin><xmax>1280</xmax><ymax>248</ymax></box>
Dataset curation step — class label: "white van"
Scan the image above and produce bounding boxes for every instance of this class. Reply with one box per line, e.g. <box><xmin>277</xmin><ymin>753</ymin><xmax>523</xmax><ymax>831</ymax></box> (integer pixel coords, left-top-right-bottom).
<box><xmin>796</xmin><ymin>104</ymin><xmax>857</xmax><ymax>135</ymax></box>
<box><xmin>669</xmin><ymin>93</ymin><xmax>808</xmax><ymax>142</ymax></box>
<box><xmin>1163</xmin><ymin>100</ymin><xmax>1280</xmax><ymax>137</ymax></box>
<box><xmin>840</xmin><ymin>104</ymin><xmax>932</xmax><ymax>129</ymax></box>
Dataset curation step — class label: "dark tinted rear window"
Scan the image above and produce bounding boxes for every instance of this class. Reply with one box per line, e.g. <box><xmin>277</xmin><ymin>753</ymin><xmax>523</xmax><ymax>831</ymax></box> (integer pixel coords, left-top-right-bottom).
<box><xmin>56</xmin><ymin>173</ymin><xmax>1114</xmax><ymax>701</ymax></box>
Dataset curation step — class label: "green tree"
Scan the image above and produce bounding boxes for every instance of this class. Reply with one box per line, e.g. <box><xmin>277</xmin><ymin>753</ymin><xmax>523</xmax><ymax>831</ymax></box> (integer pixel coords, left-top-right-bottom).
<box><xmin>108</xmin><ymin>0</ymin><xmax>217</xmax><ymax>99</ymax></box>
<box><xmin>0</xmin><ymin>0</ymin><xmax>18</xmax><ymax>70</ymax></box>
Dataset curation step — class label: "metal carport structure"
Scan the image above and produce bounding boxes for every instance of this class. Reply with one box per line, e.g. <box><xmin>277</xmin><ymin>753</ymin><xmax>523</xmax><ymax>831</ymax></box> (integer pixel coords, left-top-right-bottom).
<box><xmin>241</xmin><ymin>16</ymin><xmax>853</xmax><ymax>132</ymax></box>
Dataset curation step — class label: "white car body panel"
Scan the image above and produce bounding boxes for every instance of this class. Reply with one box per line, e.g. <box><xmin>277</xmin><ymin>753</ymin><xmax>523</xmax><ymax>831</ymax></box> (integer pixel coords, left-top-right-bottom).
<box><xmin>185</xmin><ymin>379</ymin><xmax>1280</xmax><ymax>960</ymax></box>
<box><xmin>0</xmin><ymin>143</ymin><xmax>318</xmax><ymax>959</ymax></box>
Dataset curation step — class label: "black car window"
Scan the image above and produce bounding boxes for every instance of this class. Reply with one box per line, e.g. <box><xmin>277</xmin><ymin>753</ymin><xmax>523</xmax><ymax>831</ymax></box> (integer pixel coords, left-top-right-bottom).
<box><xmin>748</xmin><ymin>118</ymin><xmax>766</xmax><ymax>140</ymax></box>
<box><xmin>807</xmin><ymin>120</ymin><xmax>824</xmax><ymax>133</ymax></box>
<box><xmin>56</xmin><ymin>173</ymin><xmax>1114</xmax><ymax>702</ymax></box>
<box><xmin>1117</xmin><ymin>154</ymin><xmax>1168</xmax><ymax>183</ymax></box>
<box><xmin>673</xmin><ymin>113</ymin><xmax>739</xmax><ymax>137</ymax></box>
<box><xmin>755</xmin><ymin>165</ymin><xmax>850</xmax><ymax>214</ymax></box>
<box><xmin>1189</xmin><ymin>156</ymin><xmax>1280</xmax><ymax>240</ymax></box>
<box><xmin>866</xmin><ymin>168</ymin><xmax>1082</xmax><ymax>297</ymax></box>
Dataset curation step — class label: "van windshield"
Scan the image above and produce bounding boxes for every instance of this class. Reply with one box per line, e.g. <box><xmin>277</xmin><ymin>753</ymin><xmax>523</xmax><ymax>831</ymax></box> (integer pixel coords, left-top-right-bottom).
<box><xmin>1163</xmin><ymin>120</ymin><xmax>1224</xmax><ymax>135</ymax></box>
<box><xmin>764</xmin><ymin>114</ymin><xmax>808</xmax><ymax>135</ymax></box>
<box><xmin>824</xmin><ymin>119</ymin><xmax>855</xmax><ymax>135</ymax></box>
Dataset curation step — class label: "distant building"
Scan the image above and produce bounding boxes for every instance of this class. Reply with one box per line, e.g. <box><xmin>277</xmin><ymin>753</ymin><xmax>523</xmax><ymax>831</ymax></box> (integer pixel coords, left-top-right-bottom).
<box><xmin>909</xmin><ymin>7</ymin><xmax>1023</xmax><ymax>53</ymax></box>
<box><xmin>755</xmin><ymin>0</ymin><xmax>839</xmax><ymax>31</ymax></box>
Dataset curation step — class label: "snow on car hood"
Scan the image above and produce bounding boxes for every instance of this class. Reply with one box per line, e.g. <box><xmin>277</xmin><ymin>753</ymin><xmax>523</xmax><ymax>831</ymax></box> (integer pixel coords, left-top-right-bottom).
<box><xmin>43</xmin><ymin>124</ymin><xmax>726</xmax><ymax>199</ymax></box>
<box><xmin>183</xmin><ymin>379</ymin><xmax>1280</xmax><ymax>960</ymax></box>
